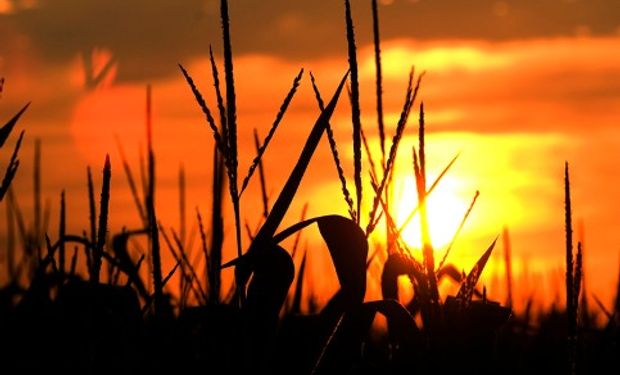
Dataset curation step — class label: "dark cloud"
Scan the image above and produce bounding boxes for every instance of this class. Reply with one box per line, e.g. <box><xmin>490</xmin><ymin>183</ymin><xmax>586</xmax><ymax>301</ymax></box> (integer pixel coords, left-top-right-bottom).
<box><xmin>3</xmin><ymin>0</ymin><xmax>216</xmax><ymax>81</ymax></box>
<box><xmin>1</xmin><ymin>0</ymin><xmax>619</xmax><ymax>82</ymax></box>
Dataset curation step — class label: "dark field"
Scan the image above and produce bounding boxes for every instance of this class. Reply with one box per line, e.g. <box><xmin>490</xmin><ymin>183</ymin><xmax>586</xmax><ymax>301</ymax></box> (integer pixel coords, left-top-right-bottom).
<box><xmin>1</xmin><ymin>1</ymin><xmax>618</xmax><ymax>374</ymax></box>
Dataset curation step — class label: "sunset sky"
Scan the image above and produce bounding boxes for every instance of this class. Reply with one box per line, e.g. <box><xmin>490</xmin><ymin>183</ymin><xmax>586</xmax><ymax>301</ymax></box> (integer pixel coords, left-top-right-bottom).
<box><xmin>1</xmin><ymin>0</ymin><xmax>620</xmax><ymax>311</ymax></box>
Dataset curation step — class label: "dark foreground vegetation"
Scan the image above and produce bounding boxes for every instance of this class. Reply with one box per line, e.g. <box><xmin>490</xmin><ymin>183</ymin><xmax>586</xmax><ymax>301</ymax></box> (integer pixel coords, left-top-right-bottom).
<box><xmin>0</xmin><ymin>1</ymin><xmax>618</xmax><ymax>374</ymax></box>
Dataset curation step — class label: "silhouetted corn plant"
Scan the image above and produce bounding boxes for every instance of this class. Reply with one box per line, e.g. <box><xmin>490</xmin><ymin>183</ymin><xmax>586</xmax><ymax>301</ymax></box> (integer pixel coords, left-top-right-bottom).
<box><xmin>226</xmin><ymin>72</ymin><xmax>349</xmax><ymax>288</ymax></box>
<box><xmin>239</xmin><ymin>69</ymin><xmax>303</xmax><ymax>196</ymax></box>
<box><xmin>0</xmin><ymin>102</ymin><xmax>28</xmax><ymax>201</ymax></box>
<box><xmin>503</xmin><ymin>226</ymin><xmax>514</xmax><ymax>308</ymax></box>
<box><xmin>91</xmin><ymin>155</ymin><xmax>111</xmax><ymax>284</ymax></box>
<box><xmin>366</xmin><ymin>69</ymin><xmax>422</xmax><ymax>236</ymax></box>
<box><xmin>253</xmin><ymin>129</ymin><xmax>269</xmax><ymax>219</ymax></box>
<box><xmin>58</xmin><ymin>190</ymin><xmax>66</xmax><ymax>275</ymax></box>
<box><xmin>564</xmin><ymin>162</ymin><xmax>581</xmax><ymax>375</ymax></box>
<box><xmin>181</xmin><ymin>2</ymin><xmax>308</xmax><ymax>306</ymax></box>
<box><xmin>5</xmin><ymin>2</ymin><xmax>619</xmax><ymax>374</ymax></box>
<box><xmin>344</xmin><ymin>0</ymin><xmax>363</xmax><ymax>223</ymax></box>
<box><xmin>309</xmin><ymin>72</ymin><xmax>356</xmax><ymax>221</ymax></box>
<box><xmin>371</xmin><ymin>0</ymin><xmax>386</xmax><ymax>166</ymax></box>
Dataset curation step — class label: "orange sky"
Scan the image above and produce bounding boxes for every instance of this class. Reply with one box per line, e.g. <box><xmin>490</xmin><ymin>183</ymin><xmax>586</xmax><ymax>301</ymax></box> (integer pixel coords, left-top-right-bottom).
<box><xmin>1</xmin><ymin>0</ymin><xmax>620</xmax><ymax>313</ymax></box>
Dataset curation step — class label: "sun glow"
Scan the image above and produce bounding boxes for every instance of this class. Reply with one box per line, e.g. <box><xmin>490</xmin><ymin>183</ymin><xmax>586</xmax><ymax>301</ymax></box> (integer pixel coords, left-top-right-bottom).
<box><xmin>394</xmin><ymin>176</ymin><xmax>470</xmax><ymax>251</ymax></box>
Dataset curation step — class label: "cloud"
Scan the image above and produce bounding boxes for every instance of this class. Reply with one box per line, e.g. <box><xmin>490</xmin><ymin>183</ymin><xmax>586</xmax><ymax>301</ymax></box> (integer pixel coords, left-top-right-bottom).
<box><xmin>349</xmin><ymin>37</ymin><xmax>620</xmax><ymax>134</ymax></box>
<box><xmin>1</xmin><ymin>0</ymin><xmax>620</xmax><ymax>82</ymax></box>
<box><xmin>2</xmin><ymin>0</ymin><xmax>215</xmax><ymax>81</ymax></box>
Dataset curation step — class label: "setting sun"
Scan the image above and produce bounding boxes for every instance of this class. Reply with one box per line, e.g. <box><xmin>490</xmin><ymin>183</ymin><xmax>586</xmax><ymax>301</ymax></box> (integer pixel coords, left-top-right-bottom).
<box><xmin>394</xmin><ymin>175</ymin><xmax>470</xmax><ymax>251</ymax></box>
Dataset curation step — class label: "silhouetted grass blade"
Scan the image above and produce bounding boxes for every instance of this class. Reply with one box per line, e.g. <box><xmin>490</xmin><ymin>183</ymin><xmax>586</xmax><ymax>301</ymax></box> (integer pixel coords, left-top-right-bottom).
<box><xmin>0</xmin><ymin>130</ymin><xmax>24</xmax><ymax>201</ymax></box>
<box><xmin>456</xmin><ymin>236</ymin><xmax>498</xmax><ymax>304</ymax></box>
<box><xmin>220</xmin><ymin>0</ymin><xmax>238</xmax><ymax>174</ymax></box>
<box><xmin>253</xmin><ymin>70</ymin><xmax>349</xmax><ymax>244</ymax></box>
<box><xmin>112</xmin><ymin>229</ymin><xmax>150</xmax><ymax>301</ymax></box>
<box><xmin>290</xmin><ymin>203</ymin><xmax>308</xmax><ymax>259</ymax></box>
<box><xmin>209</xmin><ymin>45</ymin><xmax>228</xmax><ymax>138</ymax></box>
<box><xmin>253</xmin><ymin>129</ymin><xmax>269</xmax><ymax>218</ymax></box>
<box><xmin>58</xmin><ymin>190</ymin><xmax>66</xmax><ymax>275</ymax></box>
<box><xmin>309</xmin><ymin>72</ymin><xmax>356</xmax><ymax>221</ymax></box>
<box><xmin>0</xmin><ymin>102</ymin><xmax>29</xmax><ymax>148</ymax></box>
<box><xmin>84</xmin><ymin>166</ymin><xmax>96</xmax><ymax>275</ymax></box>
<box><xmin>371</xmin><ymin>0</ymin><xmax>386</xmax><ymax>166</ymax></box>
<box><xmin>344</xmin><ymin>0</ymin><xmax>363</xmax><ymax>223</ymax></box>
<box><xmin>503</xmin><ymin>226</ymin><xmax>513</xmax><ymax>307</ymax></box>
<box><xmin>178</xmin><ymin>64</ymin><xmax>228</xmax><ymax>157</ymax></box>
<box><xmin>574</xmin><ymin>242</ymin><xmax>583</xmax><ymax>310</ymax></box>
<box><xmin>565</xmin><ymin>162</ymin><xmax>578</xmax><ymax>374</ymax></box>
<box><xmin>209</xmin><ymin>118</ymin><xmax>225</xmax><ymax>304</ymax></box>
<box><xmin>291</xmin><ymin>249</ymin><xmax>307</xmax><ymax>314</ymax></box>
<box><xmin>366</xmin><ymin>69</ymin><xmax>418</xmax><ymax>234</ymax></box>
<box><xmin>33</xmin><ymin>139</ymin><xmax>41</xmax><ymax>250</ymax></box>
<box><xmin>239</xmin><ymin>68</ymin><xmax>304</xmax><ymax>196</ymax></box>
<box><xmin>92</xmin><ymin>155</ymin><xmax>111</xmax><ymax>284</ymax></box>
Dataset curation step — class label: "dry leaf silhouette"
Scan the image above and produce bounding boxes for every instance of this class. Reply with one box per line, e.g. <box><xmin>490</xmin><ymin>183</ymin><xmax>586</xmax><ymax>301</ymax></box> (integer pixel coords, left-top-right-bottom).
<box><xmin>272</xmin><ymin>214</ymin><xmax>368</xmax><ymax>315</ymax></box>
